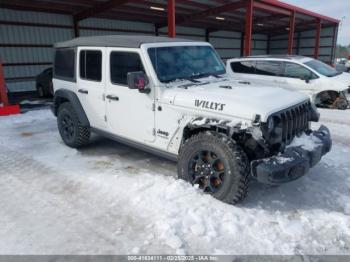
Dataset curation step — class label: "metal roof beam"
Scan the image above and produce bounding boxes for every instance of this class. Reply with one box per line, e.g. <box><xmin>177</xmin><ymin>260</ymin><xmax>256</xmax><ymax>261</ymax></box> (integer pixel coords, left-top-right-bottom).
<box><xmin>178</xmin><ymin>0</ymin><xmax>246</xmax><ymax>24</ymax></box>
<box><xmin>157</xmin><ymin>0</ymin><xmax>246</xmax><ymax>28</ymax></box>
<box><xmin>74</xmin><ymin>0</ymin><xmax>132</xmax><ymax>21</ymax></box>
<box><xmin>254</xmin><ymin>14</ymin><xmax>287</xmax><ymax>24</ymax></box>
<box><xmin>258</xmin><ymin>0</ymin><xmax>340</xmax><ymax>24</ymax></box>
<box><xmin>253</xmin><ymin>1</ymin><xmax>291</xmax><ymax>16</ymax></box>
<box><xmin>0</xmin><ymin>0</ymin><xmax>75</xmax><ymax>14</ymax></box>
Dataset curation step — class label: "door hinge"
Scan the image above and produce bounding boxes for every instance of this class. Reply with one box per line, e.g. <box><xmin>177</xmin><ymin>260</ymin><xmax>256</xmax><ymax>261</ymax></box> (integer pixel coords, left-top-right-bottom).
<box><xmin>104</xmin><ymin>115</ymin><xmax>107</xmax><ymax>122</ymax></box>
<box><xmin>152</xmin><ymin>103</ymin><xmax>156</xmax><ymax>111</ymax></box>
<box><xmin>102</xmin><ymin>94</ymin><xmax>106</xmax><ymax>101</ymax></box>
<box><xmin>152</xmin><ymin>128</ymin><xmax>156</xmax><ymax>136</ymax></box>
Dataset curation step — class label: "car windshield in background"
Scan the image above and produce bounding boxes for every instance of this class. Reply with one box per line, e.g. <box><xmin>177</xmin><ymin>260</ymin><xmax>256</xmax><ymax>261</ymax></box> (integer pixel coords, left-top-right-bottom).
<box><xmin>304</xmin><ymin>59</ymin><xmax>341</xmax><ymax>77</ymax></box>
<box><xmin>148</xmin><ymin>46</ymin><xmax>226</xmax><ymax>83</ymax></box>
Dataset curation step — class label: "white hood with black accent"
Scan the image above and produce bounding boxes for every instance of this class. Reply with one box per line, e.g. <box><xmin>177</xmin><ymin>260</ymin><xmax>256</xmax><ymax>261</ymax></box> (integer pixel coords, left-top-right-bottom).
<box><xmin>160</xmin><ymin>79</ymin><xmax>309</xmax><ymax>122</ymax></box>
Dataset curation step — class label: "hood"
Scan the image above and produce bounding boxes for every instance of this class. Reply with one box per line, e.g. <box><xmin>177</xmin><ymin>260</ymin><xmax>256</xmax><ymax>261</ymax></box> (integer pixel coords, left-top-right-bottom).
<box><xmin>326</xmin><ymin>72</ymin><xmax>350</xmax><ymax>92</ymax></box>
<box><xmin>160</xmin><ymin>78</ymin><xmax>308</xmax><ymax>122</ymax></box>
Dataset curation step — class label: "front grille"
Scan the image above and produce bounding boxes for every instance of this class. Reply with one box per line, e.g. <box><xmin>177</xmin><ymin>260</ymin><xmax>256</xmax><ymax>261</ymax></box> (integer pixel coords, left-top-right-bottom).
<box><xmin>264</xmin><ymin>101</ymin><xmax>312</xmax><ymax>147</ymax></box>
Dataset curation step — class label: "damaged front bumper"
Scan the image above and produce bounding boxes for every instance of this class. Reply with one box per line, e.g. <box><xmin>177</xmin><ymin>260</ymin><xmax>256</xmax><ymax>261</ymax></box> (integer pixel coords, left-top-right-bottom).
<box><xmin>251</xmin><ymin>125</ymin><xmax>332</xmax><ymax>185</ymax></box>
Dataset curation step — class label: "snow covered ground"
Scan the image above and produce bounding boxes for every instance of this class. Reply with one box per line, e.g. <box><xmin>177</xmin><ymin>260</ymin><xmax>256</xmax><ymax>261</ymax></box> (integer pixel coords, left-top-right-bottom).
<box><xmin>0</xmin><ymin>108</ymin><xmax>349</xmax><ymax>255</ymax></box>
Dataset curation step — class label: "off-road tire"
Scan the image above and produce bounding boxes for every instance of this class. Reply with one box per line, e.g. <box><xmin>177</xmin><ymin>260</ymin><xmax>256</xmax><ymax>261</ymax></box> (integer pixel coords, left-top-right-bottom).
<box><xmin>177</xmin><ymin>131</ymin><xmax>250</xmax><ymax>204</ymax></box>
<box><xmin>57</xmin><ymin>102</ymin><xmax>90</xmax><ymax>148</ymax></box>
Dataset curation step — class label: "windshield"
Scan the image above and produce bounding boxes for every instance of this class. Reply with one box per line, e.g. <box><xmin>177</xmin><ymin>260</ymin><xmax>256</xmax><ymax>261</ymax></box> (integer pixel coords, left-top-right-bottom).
<box><xmin>304</xmin><ymin>59</ymin><xmax>340</xmax><ymax>77</ymax></box>
<box><xmin>148</xmin><ymin>45</ymin><xmax>226</xmax><ymax>83</ymax></box>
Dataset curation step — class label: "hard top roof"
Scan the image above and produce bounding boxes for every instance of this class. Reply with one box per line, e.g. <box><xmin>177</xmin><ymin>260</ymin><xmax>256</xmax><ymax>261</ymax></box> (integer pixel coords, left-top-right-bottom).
<box><xmin>55</xmin><ymin>35</ymin><xmax>196</xmax><ymax>48</ymax></box>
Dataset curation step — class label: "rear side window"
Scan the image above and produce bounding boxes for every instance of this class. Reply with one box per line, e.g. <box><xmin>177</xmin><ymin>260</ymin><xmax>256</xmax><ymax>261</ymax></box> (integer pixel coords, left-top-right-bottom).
<box><xmin>54</xmin><ymin>49</ymin><xmax>75</xmax><ymax>80</ymax></box>
<box><xmin>230</xmin><ymin>61</ymin><xmax>256</xmax><ymax>74</ymax></box>
<box><xmin>80</xmin><ymin>50</ymin><xmax>102</xmax><ymax>81</ymax></box>
<box><xmin>110</xmin><ymin>52</ymin><xmax>144</xmax><ymax>85</ymax></box>
<box><xmin>255</xmin><ymin>61</ymin><xmax>282</xmax><ymax>76</ymax></box>
<box><xmin>284</xmin><ymin>62</ymin><xmax>317</xmax><ymax>80</ymax></box>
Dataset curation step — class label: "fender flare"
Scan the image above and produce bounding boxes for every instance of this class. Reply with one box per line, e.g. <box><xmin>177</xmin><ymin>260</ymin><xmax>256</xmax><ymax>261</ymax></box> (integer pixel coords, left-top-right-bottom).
<box><xmin>52</xmin><ymin>89</ymin><xmax>90</xmax><ymax>127</ymax></box>
<box><xmin>182</xmin><ymin>117</ymin><xmax>248</xmax><ymax>142</ymax></box>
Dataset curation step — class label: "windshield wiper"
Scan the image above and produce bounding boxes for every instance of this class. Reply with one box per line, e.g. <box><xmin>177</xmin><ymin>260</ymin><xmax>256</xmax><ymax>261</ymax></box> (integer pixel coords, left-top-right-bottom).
<box><xmin>163</xmin><ymin>77</ymin><xmax>200</xmax><ymax>83</ymax></box>
<box><xmin>163</xmin><ymin>73</ymin><xmax>223</xmax><ymax>83</ymax></box>
<box><xmin>190</xmin><ymin>73</ymin><xmax>222</xmax><ymax>79</ymax></box>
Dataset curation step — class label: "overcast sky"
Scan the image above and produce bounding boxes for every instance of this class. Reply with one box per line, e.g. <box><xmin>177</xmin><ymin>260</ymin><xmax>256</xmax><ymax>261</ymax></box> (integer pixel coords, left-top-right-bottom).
<box><xmin>281</xmin><ymin>0</ymin><xmax>350</xmax><ymax>45</ymax></box>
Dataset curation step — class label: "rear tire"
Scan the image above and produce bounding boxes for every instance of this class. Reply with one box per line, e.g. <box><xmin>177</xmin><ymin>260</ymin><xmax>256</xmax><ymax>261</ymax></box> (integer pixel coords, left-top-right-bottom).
<box><xmin>57</xmin><ymin>102</ymin><xmax>90</xmax><ymax>148</ymax></box>
<box><xmin>177</xmin><ymin>131</ymin><xmax>250</xmax><ymax>204</ymax></box>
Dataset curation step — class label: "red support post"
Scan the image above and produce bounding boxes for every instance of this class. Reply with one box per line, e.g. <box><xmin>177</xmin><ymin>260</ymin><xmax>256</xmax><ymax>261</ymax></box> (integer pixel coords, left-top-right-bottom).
<box><xmin>288</xmin><ymin>11</ymin><xmax>295</xmax><ymax>55</ymax></box>
<box><xmin>0</xmin><ymin>59</ymin><xmax>20</xmax><ymax>116</ymax></box>
<box><xmin>167</xmin><ymin>0</ymin><xmax>176</xmax><ymax>38</ymax></box>
<box><xmin>244</xmin><ymin>0</ymin><xmax>253</xmax><ymax>56</ymax></box>
<box><xmin>314</xmin><ymin>18</ymin><xmax>321</xmax><ymax>59</ymax></box>
<box><xmin>0</xmin><ymin>59</ymin><xmax>9</xmax><ymax>106</ymax></box>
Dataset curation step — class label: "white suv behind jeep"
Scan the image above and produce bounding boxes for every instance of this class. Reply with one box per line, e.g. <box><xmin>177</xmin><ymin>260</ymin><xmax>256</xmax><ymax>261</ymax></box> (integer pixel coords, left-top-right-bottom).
<box><xmin>52</xmin><ymin>35</ymin><xmax>332</xmax><ymax>204</ymax></box>
<box><xmin>227</xmin><ymin>56</ymin><xmax>350</xmax><ymax>110</ymax></box>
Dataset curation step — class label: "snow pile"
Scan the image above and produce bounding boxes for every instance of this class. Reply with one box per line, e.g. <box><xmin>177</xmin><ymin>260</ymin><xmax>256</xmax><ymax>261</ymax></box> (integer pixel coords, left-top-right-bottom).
<box><xmin>288</xmin><ymin>133</ymin><xmax>322</xmax><ymax>151</ymax></box>
<box><xmin>0</xmin><ymin>109</ymin><xmax>350</xmax><ymax>255</ymax></box>
<box><xmin>274</xmin><ymin>156</ymin><xmax>294</xmax><ymax>164</ymax></box>
<box><xmin>164</xmin><ymin>75</ymin><xmax>231</xmax><ymax>89</ymax></box>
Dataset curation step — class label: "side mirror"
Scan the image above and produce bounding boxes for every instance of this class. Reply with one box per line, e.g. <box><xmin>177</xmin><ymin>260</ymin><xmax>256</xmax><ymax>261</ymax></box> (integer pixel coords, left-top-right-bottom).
<box><xmin>300</xmin><ymin>75</ymin><xmax>311</xmax><ymax>83</ymax></box>
<box><xmin>127</xmin><ymin>71</ymin><xmax>150</xmax><ymax>94</ymax></box>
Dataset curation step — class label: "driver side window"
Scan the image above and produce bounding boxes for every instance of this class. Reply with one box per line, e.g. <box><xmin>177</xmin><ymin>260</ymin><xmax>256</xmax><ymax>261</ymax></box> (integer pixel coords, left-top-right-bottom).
<box><xmin>110</xmin><ymin>52</ymin><xmax>144</xmax><ymax>86</ymax></box>
<box><xmin>284</xmin><ymin>62</ymin><xmax>317</xmax><ymax>80</ymax></box>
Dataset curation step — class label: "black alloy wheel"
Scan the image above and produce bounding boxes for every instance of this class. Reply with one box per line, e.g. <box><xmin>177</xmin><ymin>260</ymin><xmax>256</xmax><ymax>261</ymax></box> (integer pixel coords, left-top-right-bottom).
<box><xmin>189</xmin><ymin>150</ymin><xmax>226</xmax><ymax>193</ymax></box>
<box><xmin>57</xmin><ymin>102</ymin><xmax>91</xmax><ymax>148</ymax></box>
<box><xmin>60</xmin><ymin>112</ymin><xmax>75</xmax><ymax>141</ymax></box>
<box><xmin>177</xmin><ymin>131</ymin><xmax>250</xmax><ymax>204</ymax></box>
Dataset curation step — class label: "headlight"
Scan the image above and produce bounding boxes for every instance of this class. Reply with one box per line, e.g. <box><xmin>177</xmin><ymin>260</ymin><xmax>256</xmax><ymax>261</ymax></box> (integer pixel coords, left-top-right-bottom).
<box><xmin>262</xmin><ymin>116</ymin><xmax>283</xmax><ymax>147</ymax></box>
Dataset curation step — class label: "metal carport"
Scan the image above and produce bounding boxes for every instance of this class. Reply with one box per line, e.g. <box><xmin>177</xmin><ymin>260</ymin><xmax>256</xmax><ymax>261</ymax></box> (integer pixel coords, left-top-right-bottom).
<box><xmin>0</xmin><ymin>0</ymin><xmax>340</xmax><ymax>97</ymax></box>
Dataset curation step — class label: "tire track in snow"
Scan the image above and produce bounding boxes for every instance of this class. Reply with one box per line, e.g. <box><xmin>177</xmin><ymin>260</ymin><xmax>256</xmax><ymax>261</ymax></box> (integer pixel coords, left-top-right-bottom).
<box><xmin>0</xmin><ymin>146</ymin><xmax>169</xmax><ymax>254</ymax></box>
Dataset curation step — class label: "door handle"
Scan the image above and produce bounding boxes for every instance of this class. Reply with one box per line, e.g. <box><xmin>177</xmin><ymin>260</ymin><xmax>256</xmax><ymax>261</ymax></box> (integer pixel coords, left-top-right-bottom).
<box><xmin>78</xmin><ymin>89</ymin><xmax>88</xmax><ymax>94</ymax></box>
<box><xmin>106</xmin><ymin>94</ymin><xmax>119</xmax><ymax>101</ymax></box>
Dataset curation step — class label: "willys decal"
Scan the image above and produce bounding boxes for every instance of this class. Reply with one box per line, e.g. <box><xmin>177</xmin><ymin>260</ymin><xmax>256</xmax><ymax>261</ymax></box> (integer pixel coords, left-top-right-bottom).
<box><xmin>195</xmin><ymin>100</ymin><xmax>226</xmax><ymax>111</ymax></box>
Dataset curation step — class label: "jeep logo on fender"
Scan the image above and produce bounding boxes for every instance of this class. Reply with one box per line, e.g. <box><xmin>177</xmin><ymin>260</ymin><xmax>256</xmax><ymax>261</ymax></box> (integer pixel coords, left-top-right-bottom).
<box><xmin>195</xmin><ymin>100</ymin><xmax>226</xmax><ymax>111</ymax></box>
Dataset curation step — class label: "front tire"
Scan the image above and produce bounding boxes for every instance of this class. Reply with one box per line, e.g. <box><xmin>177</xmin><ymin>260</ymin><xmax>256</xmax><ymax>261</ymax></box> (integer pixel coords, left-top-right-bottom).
<box><xmin>57</xmin><ymin>102</ymin><xmax>90</xmax><ymax>148</ymax></box>
<box><xmin>177</xmin><ymin>131</ymin><xmax>250</xmax><ymax>204</ymax></box>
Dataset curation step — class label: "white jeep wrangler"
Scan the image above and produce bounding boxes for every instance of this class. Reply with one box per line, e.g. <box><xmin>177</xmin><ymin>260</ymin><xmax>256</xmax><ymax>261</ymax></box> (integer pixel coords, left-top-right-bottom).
<box><xmin>52</xmin><ymin>35</ymin><xmax>332</xmax><ymax>204</ymax></box>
